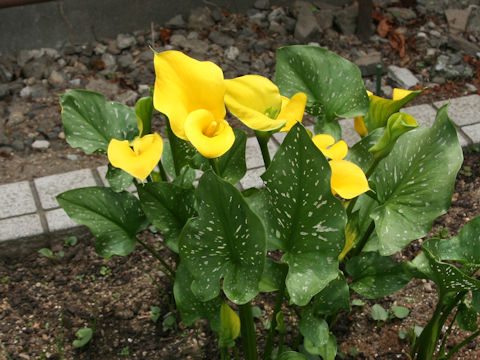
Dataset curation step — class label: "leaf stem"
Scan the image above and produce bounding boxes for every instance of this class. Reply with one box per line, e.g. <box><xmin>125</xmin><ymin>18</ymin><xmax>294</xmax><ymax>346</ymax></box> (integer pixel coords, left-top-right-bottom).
<box><xmin>262</xmin><ymin>267</ymin><xmax>288</xmax><ymax>360</ymax></box>
<box><xmin>158</xmin><ymin>161</ymin><xmax>169</xmax><ymax>182</ymax></box>
<box><xmin>239</xmin><ymin>302</ymin><xmax>258</xmax><ymax>360</ymax></box>
<box><xmin>349</xmin><ymin>221</ymin><xmax>375</xmax><ymax>258</ymax></box>
<box><xmin>136</xmin><ymin>237</ymin><xmax>174</xmax><ymax>280</ymax></box>
<box><xmin>255</xmin><ymin>131</ymin><xmax>271</xmax><ymax>169</ymax></box>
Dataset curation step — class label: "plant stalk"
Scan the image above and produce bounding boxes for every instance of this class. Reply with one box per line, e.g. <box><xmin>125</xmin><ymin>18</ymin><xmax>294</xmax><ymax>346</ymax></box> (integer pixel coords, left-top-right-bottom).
<box><xmin>262</xmin><ymin>267</ymin><xmax>288</xmax><ymax>360</ymax></box>
<box><xmin>239</xmin><ymin>302</ymin><xmax>258</xmax><ymax>360</ymax></box>
<box><xmin>255</xmin><ymin>131</ymin><xmax>271</xmax><ymax>169</ymax></box>
<box><xmin>136</xmin><ymin>238</ymin><xmax>174</xmax><ymax>280</ymax></box>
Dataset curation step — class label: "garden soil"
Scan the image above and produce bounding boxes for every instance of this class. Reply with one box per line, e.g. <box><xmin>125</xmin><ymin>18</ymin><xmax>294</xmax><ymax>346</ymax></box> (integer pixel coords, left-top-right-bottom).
<box><xmin>0</xmin><ymin>148</ymin><xmax>479</xmax><ymax>359</ymax></box>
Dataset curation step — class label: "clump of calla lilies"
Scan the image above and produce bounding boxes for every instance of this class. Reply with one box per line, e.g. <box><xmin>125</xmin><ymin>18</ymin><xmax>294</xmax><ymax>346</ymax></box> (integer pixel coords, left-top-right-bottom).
<box><xmin>58</xmin><ymin>46</ymin><xmax>479</xmax><ymax>360</ymax></box>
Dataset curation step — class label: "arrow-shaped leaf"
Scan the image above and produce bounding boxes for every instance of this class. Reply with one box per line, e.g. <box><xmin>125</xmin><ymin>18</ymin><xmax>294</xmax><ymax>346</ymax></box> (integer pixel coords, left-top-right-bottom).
<box><xmin>179</xmin><ymin>171</ymin><xmax>266</xmax><ymax>304</ymax></box>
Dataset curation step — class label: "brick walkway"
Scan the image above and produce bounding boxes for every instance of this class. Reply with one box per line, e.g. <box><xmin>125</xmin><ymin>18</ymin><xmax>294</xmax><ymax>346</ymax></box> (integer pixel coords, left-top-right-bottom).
<box><xmin>1</xmin><ymin>94</ymin><xmax>480</xmax><ymax>254</ymax></box>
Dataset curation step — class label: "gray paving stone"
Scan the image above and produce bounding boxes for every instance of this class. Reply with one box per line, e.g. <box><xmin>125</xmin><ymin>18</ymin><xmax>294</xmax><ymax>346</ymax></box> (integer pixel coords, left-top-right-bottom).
<box><xmin>46</xmin><ymin>208</ymin><xmax>80</xmax><ymax>232</ymax></box>
<box><xmin>460</xmin><ymin>123</ymin><xmax>480</xmax><ymax>145</ymax></box>
<box><xmin>0</xmin><ymin>214</ymin><xmax>43</xmax><ymax>241</ymax></box>
<box><xmin>0</xmin><ymin>181</ymin><xmax>37</xmax><ymax>219</ymax></box>
<box><xmin>402</xmin><ymin>104</ymin><xmax>437</xmax><ymax>128</ymax></box>
<box><xmin>339</xmin><ymin>118</ymin><xmax>361</xmax><ymax>147</ymax></box>
<box><xmin>246</xmin><ymin>137</ymin><xmax>278</xmax><ymax>169</ymax></box>
<box><xmin>239</xmin><ymin>167</ymin><xmax>265</xmax><ymax>190</ymax></box>
<box><xmin>34</xmin><ymin>169</ymin><xmax>97</xmax><ymax>210</ymax></box>
<box><xmin>434</xmin><ymin>95</ymin><xmax>480</xmax><ymax>126</ymax></box>
<box><xmin>457</xmin><ymin>130</ymin><xmax>471</xmax><ymax>147</ymax></box>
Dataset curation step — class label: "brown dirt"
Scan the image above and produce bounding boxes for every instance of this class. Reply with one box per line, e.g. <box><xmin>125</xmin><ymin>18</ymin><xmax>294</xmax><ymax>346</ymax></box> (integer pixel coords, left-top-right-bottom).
<box><xmin>1</xmin><ymin>149</ymin><xmax>479</xmax><ymax>360</ymax></box>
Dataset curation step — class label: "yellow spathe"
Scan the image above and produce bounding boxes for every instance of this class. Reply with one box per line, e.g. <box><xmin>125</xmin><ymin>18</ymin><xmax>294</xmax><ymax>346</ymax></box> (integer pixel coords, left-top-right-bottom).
<box><xmin>184</xmin><ymin>109</ymin><xmax>235</xmax><ymax>158</ymax></box>
<box><xmin>312</xmin><ymin>134</ymin><xmax>369</xmax><ymax>199</ymax></box>
<box><xmin>107</xmin><ymin>133</ymin><xmax>164</xmax><ymax>181</ymax></box>
<box><xmin>153</xmin><ymin>50</ymin><xmax>226</xmax><ymax>140</ymax></box>
<box><xmin>278</xmin><ymin>92</ymin><xmax>307</xmax><ymax>132</ymax></box>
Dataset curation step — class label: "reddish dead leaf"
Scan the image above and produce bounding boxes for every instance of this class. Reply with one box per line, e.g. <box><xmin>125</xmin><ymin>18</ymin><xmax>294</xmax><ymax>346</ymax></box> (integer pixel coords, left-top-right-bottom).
<box><xmin>377</xmin><ymin>18</ymin><xmax>391</xmax><ymax>37</ymax></box>
<box><xmin>159</xmin><ymin>28</ymin><xmax>172</xmax><ymax>46</ymax></box>
<box><xmin>91</xmin><ymin>59</ymin><xmax>106</xmax><ymax>70</ymax></box>
<box><xmin>388</xmin><ymin>30</ymin><xmax>406</xmax><ymax>57</ymax></box>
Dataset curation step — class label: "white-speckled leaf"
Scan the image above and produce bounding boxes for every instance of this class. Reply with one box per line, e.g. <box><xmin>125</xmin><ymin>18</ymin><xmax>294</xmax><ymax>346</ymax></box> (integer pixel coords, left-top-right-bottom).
<box><xmin>261</xmin><ymin>123</ymin><xmax>346</xmax><ymax>305</ymax></box>
<box><xmin>60</xmin><ymin>89</ymin><xmax>138</xmax><ymax>154</ymax></box>
<box><xmin>370</xmin><ymin>105</ymin><xmax>463</xmax><ymax>255</ymax></box>
<box><xmin>106</xmin><ymin>164</ymin><xmax>133</xmax><ymax>192</ymax></box>
<box><xmin>179</xmin><ymin>171</ymin><xmax>266</xmax><ymax>304</ymax></box>
<box><xmin>309</xmin><ymin>277</ymin><xmax>350</xmax><ymax>315</ymax></box>
<box><xmin>57</xmin><ymin>187</ymin><xmax>148</xmax><ymax>258</ymax></box>
<box><xmin>173</xmin><ymin>264</ymin><xmax>221</xmax><ymax>332</ymax></box>
<box><xmin>275</xmin><ymin>45</ymin><xmax>369</xmax><ymax>121</ymax></box>
<box><xmin>346</xmin><ymin>252</ymin><xmax>412</xmax><ymax>299</ymax></box>
<box><xmin>299</xmin><ymin>308</ymin><xmax>329</xmax><ymax>353</ymax></box>
<box><xmin>137</xmin><ymin>182</ymin><xmax>196</xmax><ymax>253</ymax></box>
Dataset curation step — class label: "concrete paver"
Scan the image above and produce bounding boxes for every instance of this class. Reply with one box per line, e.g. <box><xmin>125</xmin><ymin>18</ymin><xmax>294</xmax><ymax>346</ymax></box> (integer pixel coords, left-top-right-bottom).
<box><xmin>0</xmin><ymin>181</ymin><xmax>36</xmax><ymax>219</ymax></box>
<box><xmin>0</xmin><ymin>214</ymin><xmax>43</xmax><ymax>241</ymax></box>
<box><xmin>434</xmin><ymin>94</ymin><xmax>480</xmax><ymax>127</ymax></box>
<box><xmin>2</xmin><ymin>95</ymin><xmax>480</xmax><ymax>252</ymax></box>
<box><xmin>34</xmin><ymin>169</ymin><xmax>97</xmax><ymax>210</ymax></box>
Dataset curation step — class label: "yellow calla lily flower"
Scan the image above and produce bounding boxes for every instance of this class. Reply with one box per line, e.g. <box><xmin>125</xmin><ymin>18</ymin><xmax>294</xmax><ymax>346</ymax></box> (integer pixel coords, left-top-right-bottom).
<box><xmin>107</xmin><ymin>133</ymin><xmax>164</xmax><ymax>181</ymax></box>
<box><xmin>354</xmin><ymin>88</ymin><xmax>415</xmax><ymax>137</ymax></box>
<box><xmin>224</xmin><ymin>75</ymin><xmax>306</xmax><ymax>132</ymax></box>
<box><xmin>184</xmin><ymin>109</ymin><xmax>235</xmax><ymax>158</ymax></box>
<box><xmin>153</xmin><ymin>50</ymin><xmax>234</xmax><ymax>157</ymax></box>
<box><xmin>278</xmin><ymin>92</ymin><xmax>307</xmax><ymax>132</ymax></box>
<box><xmin>312</xmin><ymin>134</ymin><xmax>369</xmax><ymax>199</ymax></box>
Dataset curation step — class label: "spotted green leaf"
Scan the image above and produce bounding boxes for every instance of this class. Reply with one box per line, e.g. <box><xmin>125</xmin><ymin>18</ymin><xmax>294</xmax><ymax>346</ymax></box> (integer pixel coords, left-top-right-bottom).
<box><xmin>215</xmin><ymin>128</ymin><xmax>247</xmax><ymax>184</ymax></box>
<box><xmin>173</xmin><ymin>264</ymin><xmax>221</xmax><ymax>333</ymax></box>
<box><xmin>260</xmin><ymin>123</ymin><xmax>346</xmax><ymax>305</ymax></box>
<box><xmin>309</xmin><ymin>277</ymin><xmax>350</xmax><ymax>316</ymax></box>
<box><xmin>137</xmin><ymin>182</ymin><xmax>196</xmax><ymax>253</ymax></box>
<box><xmin>106</xmin><ymin>164</ymin><xmax>133</xmax><ymax>192</ymax></box>
<box><xmin>259</xmin><ymin>258</ymin><xmax>287</xmax><ymax>293</ymax></box>
<box><xmin>179</xmin><ymin>171</ymin><xmax>266</xmax><ymax>304</ymax></box>
<box><xmin>370</xmin><ymin>105</ymin><xmax>463</xmax><ymax>255</ymax></box>
<box><xmin>456</xmin><ymin>303</ymin><xmax>478</xmax><ymax>331</ymax></box>
<box><xmin>275</xmin><ymin>45</ymin><xmax>369</xmax><ymax>122</ymax></box>
<box><xmin>346</xmin><ymin>252</ymin><xmax>412</xmax><ymax>299</ymax></box>
<box><xmin>300</xmin><ymin>308</ymin><xmax>329</xmax><ymax>354</ymax></box>
<box><xmin>57</xmin><ymin>187</ymin><xmax>148</xmax><ymax>258</ymax></box>
<box><xmin>363</xmin><ymin>89</ymin><xmax>423</xmax><ymax>132</ymax></box>
<box><xmin>60</xmin><ymin>89</ymin><xmax>138</xmax><ymax>154</ymax></box>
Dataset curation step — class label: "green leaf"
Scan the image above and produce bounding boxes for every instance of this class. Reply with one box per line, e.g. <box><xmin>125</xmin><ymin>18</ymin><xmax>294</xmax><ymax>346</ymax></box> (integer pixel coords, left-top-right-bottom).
<box><xmin>173</xmin><ymin>265</ymin><xmax>222</xmax><ymax>333</ymax></box>
<box><xmin>171</xmin><ymin>165</ymin><xmax>196</xmax><ymax>188</ymax></box>
<box><xmin>215</xmin><ymin>128</ymin><xmax>247</xmax><ymax>184</ymax></box>
<box><xmin>259</xmin><ymin>258</ymin><xmax>287</xmax><ymax>293</ymax></box>
<box><xmin>150</xmin><ymin>306</ymin><xmax>161</xmax><ymax>323</ymax></box>
<box><xmin>278</xmin><ymin>351</ymin><xmax>308</xmax><ymax>360</ymax></box>
<box><xmin>275</xmin><ymin>45</ymin><xmax>369</xmax><ymax>122</ymax></box>
<box><xmin>371</xmin><ymin>304</ymin><xmax>388</xmax><ymax>321</ymax></box>
<box><xmin>38</xmin><ymin>248</ymin><xmax>54</xmax><ymax>260</ymax></box>
<box><xmin>260</xmin><ymin>123</ymin><xmax>346</xmax><ymax>305</ymax></box>
<box><xmin>345</xmin><ymin>129</ymin><xmax>383</xmax><ymax>172</ymax></box>
<box><xmin>137</xmin><ymin>182</ymin><xmax>196</xmax><ymax>253</ymax></box>
<box><xmin>299</xmin><ymin>308</ymin><xmax>329</xmax><ymax>354</ymax></box>
<box><xmin>309</xmin><ymin>277</ymin><xmax>350</xmax><ymax>316</ymax></box>
<box><xmin>316</xmin><ymin>333</ymin><xmax>337</xmax><ymax>360</ymax></box>
<box><xmin>106</xmin><ymin>164</ymin><xmax>133</xmax><ymax>192</ymax></box>
<box><xmin>179</xmin><ymin>171</ymin><xmax>266</xmax><ymax>304</ymax></box>
<box><xmin>57</xmin><ymin>187</ymin><xmax>148</xmax><ymax>258</ymax></box>
<box><xmin>370</xmin><ymin>105</ymin><xmax>463</xmax><ymax>255</ymax></box>
<box><xmin>352</xmin><ymin>299</ymin><xmax>365</xmax><ymax>307</ymax></box>
<box><xmin>473</xmin><ymin>290</ymin><xmax>480</xmax><ymax>313</ymax></box>
<box><xmin>165</xmin><ymin>121</ymin><xmax>199</xmax><ymax>176</ymax></box>
<box><xmin>391</xmin><ymin>305</ymin><xmax>410</xmax><ymax>319</ymax></box>
<box><xmin>314</xmin><ymin>116</ymin><xmax>342</xmax><ymax>141</ymax></box>
<box><xmin>73</xmin><ymin>327</ymin><xmax>93</xmax><ymax>348</ymax></box>
<box><xmin>426</xmin><ymin>216</ymin><xmax>480</xmax><ymax>266</ymax></box>
<box><xmin>219</xmin><ymin>303</ymin><xmax>241</xmax><ymax>348</ymax></box>
<box><xmin>60</xmin><ymin>89</ymin><xmax>138</xmax><ymax>154</ymax></box>
<box><xmin>363</xmin><ymin>89</ymin><xmax>423</xmax><ymax>132</ymax></box>
<box><xmin>135</xmin><ymin>96</ymin><xmax>153</xmax><ymax>137</ymax></box>
<box><xmin>456</xmin><ymin>303</ymin><xmax>478</xmax><ymax>331</ymax></box>
<box><xmin>346</xmin><ymin>252</ymin><xmax>411</xmax><ymax>299</ymax></box>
